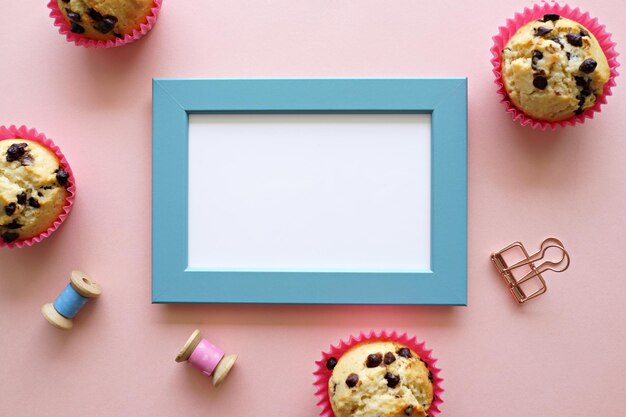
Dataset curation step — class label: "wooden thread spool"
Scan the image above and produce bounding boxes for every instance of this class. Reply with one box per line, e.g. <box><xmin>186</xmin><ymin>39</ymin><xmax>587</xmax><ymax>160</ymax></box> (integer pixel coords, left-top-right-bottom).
<box><xmin>175</xmin><ymin>329</ymin><xmax>237</xmax><ymax>386</ymax></box>
<box><xmin>41</xmin><ymin>271</ymin><xmax>101</xmax><ymax>330</ymax></box>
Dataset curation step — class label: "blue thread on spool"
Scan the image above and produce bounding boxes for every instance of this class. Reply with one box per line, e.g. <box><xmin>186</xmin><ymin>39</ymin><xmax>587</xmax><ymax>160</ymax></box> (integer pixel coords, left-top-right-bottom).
<box><xmin>52</xmin><ymin>283</ymin><xmax>88</xmax><ymax>318</ymax></box>
<box><xmin>42</xmin><ymin>271</ymin><xmax>102</xmax><ymax>330</ymax></box>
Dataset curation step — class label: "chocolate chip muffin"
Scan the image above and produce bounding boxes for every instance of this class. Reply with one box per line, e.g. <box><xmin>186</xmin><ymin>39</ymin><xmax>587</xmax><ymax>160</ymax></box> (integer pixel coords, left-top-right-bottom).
<box><xmin>327</xmin><ymin>341</ymin><xmax>433</xmax><ymax>417</ymax></box>
<box><xmin>501</xmin><ymin>14</ymin><xmax>610</xmax><ymax>121</ymax></box>
<box><xmin>0</xmin><ymin>140</ymin><xmax>70</xmax><ymax>244</ymax></box>
<box><xmin>58</xmin><ymin>0</ymin><xmax>154</xmax><ymax>40</ymax></box>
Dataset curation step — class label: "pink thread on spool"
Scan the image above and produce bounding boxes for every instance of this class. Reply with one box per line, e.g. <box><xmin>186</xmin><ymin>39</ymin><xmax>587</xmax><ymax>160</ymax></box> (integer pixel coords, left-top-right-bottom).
<box><xmin>175</xmin><ymin>329</ymin><xmax>237</xmax><ymax>387</ymax></box>
<box><xmin>188</xmin><ymin>339</ymin><xmax>224</xmax><ymax>376</ymax></box>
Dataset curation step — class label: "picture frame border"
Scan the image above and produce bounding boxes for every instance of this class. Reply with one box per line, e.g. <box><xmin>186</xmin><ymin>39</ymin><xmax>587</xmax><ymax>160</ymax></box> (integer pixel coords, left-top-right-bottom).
<box><xmin>152</xmin><ymin>78</ymin><xmax>467</xmax><ymax>305</ymax></box>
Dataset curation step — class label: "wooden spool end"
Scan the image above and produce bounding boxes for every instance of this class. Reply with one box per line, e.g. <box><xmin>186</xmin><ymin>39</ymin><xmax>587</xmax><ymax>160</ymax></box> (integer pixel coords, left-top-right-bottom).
<box><xmin>41</xmin><ymin>303</ymin><xmax>73</xmax><ymax>330</ymax></box>
<box><xmin>175</xmin><ymin>329</ymin><xmax>202</xmax><ymax>363</ymax></box>
<box><xmin>212</xmin><ymin>354</ymin><xmax>237</xmax><ymax>386</ymax></box>
<box><xmin>70</xmin><ymin>271</ymin><xmax>101</xmax><ymax>298</ymax></box>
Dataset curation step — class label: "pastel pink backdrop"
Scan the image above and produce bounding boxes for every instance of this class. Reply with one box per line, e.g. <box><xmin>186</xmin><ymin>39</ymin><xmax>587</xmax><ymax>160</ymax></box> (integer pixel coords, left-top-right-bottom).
<box><xmin>1</xmin><ymin>0</ymin><xmax>625</xmax><ymax>416</ymax></box>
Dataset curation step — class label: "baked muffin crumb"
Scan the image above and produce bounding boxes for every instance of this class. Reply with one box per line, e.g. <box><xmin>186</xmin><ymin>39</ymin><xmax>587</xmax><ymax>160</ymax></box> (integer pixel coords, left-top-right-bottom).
<box><xmin>328</xmin><ymin>341</ymin><xmax>433</xmax><ymax>417</ymax></box>
<box><xmin>0</xmin><ymin>139</ymin><xmax>69</xmax><ymax>243</ymax></box>
<box><xmin>58</xmin><ymin>0</ymin><xmax>154</xmax><ymax>40</ymax></box>
<box><xmin>501</xmin><ymin>14</ymin><xmax>610</xmax><ymax>121</ymax></box>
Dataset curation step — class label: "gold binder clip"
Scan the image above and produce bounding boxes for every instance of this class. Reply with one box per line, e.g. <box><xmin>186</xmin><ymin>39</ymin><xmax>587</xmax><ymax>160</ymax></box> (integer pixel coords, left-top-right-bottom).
<box><xmin>491</xmin><ymin>238</ymin><xmax>570</xmax><ymax>304</ymax></box>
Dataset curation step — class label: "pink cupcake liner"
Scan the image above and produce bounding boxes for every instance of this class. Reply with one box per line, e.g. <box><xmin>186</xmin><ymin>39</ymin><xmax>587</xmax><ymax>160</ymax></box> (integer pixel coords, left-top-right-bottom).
<box><xmin>491</xmin><ymin>1</ymin><xmax>619</xmax><ymax>129</ymax></box>
<box><xmin>314</xmin><ymin>330</ymin><xmax>444</xmax><ymax>417</ymax></box>
<box><xmin>0</xmin><ymin>125</ymin><xmax>76</xmax><ymax>249</ymax></box>
<box><xmin>48</xmin><ymin>0</ymin><xmax>162</xmax><ymax>48</ymax></box>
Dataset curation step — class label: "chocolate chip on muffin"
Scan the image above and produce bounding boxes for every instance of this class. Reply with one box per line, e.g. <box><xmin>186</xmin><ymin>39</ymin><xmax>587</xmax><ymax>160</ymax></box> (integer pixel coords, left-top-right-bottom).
<box><xmin>534</xmin><ymin>26</ymin><xmax>552</xmax><ymax>37</ymax></box>
<box><xmin>87</xmin><ymin>8</ymin><xmax>118</xmax><ymax>34</ymax></box>
<box><xmin>2</xmin><ymin>232</ymin><xmax>19</xmax><ymax>243</ymax></box>
<box><xmin>65</xmin><ymin>9</ymin><xmax>81</xmax><ymax>22</ymax></box>
<box><xmin>345</xmin><ymin>373</ymin><xmax>359</xmax><ymax>388</ymax></box>
<box><xmin>384</xmin><ymin>372</ymin><xmax>400</xmax><ymax>388</ymax></box>
<box><xmin>397</xmin><ymin>347</ymin><xmax>412</xmax><ymax>358</ymax></box>
<box><xmin>87</xmin><ymin>7</ymin><xmax>103</xmax><ymax>20</ymax></box>
<box><xmin>551</xmin><ymin>36</ymin><xmax>564</xmax><ymax>49</ymax></box>
<box><xmin>5</xmin><ymin>220</ymin><xmax>22</xmax><ymax>230</ymax></box>
<box><xmin>70</xmin><ymin>22</ymin><xmax>85</xmax><ymax>34</ymax></box>
<box><xmin>28</xmin><ymin>197</ymin><xmax>40</xmax><ymax>209</ymax></box>
<box><xmin>6</xmin><ymin>143</ymin><xmax>28</xmax><ymax>163</ymax></box>
<box><xmin>366</xmin><ymin>353</ymin><xmax>382</xmax><ymax>368</ymax></box>
<box><xmin>383</xmin><ymin>352</ymin><xmax>396</xmax><ymax>365</ymax></box>
<box><xmin>580</xmin><ymin>58</ymin><xmax>598</xmax><ymax>73</ymax></box>
<box><xmin>566</xmin><ymin>33</ymin><xmax>583</xmax><ymax>47</ymax></box>
<box><xmin>56</xmin><ymin>169</ymin><xmax>70</xmax><ymax>186</ymax></box>
<box><xmin>4</xmin><ymin>203</ymin><xmax>16</xmax><ymax>216</ymax></box>
<box><xmin>542</xmin><ymin>14</ymin><xmax>560</xmax><ymax>22</ymax></box>
<box><xmin>533</xmin><ymin>74</ymin><xmax>548</xmax><ymax>90</ymax></box>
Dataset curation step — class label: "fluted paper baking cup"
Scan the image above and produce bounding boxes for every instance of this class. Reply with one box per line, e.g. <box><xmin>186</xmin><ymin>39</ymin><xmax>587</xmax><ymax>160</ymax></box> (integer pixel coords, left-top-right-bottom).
<box><xmin>48</xmin><ymin>0</ymin><xmax>162</xmax><ymax>48</ymax></box>
<box><xmin>314</xmin><ymin>330</ymin><xmax>444</xmax><ymax>417</ymax></box>
<box><xmin>491</xmin><ymin>2</ymin><xmax>619</xmax><ymax>129</ymax></box>
<box><xmin>0</xmin><ymin>125</ymin><xmax>76</xmax><ymax>249</ymax></box>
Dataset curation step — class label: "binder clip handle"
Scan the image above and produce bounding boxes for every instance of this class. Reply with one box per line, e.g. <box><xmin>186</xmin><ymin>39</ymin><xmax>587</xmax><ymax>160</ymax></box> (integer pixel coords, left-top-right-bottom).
<box><xmin>535</xmin><ymin>238</ymin><xmax>570</xmax><ymax>274</ymax></box>
<box><xmin>506</xmin><ymin>238</ymin><xmax>569</xmax><ymax>275</ymax></box>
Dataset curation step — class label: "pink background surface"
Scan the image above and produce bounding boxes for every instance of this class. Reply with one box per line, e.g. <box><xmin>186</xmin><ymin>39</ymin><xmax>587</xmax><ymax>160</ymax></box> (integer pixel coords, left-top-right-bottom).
<box><xmin>1</xmin><ymin>0</ymin><xmax>625</xmax><ymax>415</ymax></box>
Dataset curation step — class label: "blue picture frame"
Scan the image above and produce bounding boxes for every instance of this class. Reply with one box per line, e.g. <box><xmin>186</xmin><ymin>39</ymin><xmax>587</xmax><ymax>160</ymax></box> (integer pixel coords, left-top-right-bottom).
<box><xmin>152</xmin><ymin>78</ymin><xmax>467</xmax><ymax>305</ymax></box>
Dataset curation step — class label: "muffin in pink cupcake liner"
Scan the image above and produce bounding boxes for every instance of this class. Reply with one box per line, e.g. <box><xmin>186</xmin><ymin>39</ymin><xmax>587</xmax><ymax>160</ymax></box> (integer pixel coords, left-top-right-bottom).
<box><xmin>48</xmin><ymin>0</ymin><xmax>162</xmax><ymax>48</ymax></box>
<box><xmin>0</xmin><ymin>125</ymin><xmax>76</xmax><ymax>249</ymax></box>
<box><xmin>491</xmin><ymin>2</ymin><xmax>619</xmax><ymax>129</ymax></box>
<box><xmin>314</xmin><ymin>330</ymin><xmax>444</xmax><ymax>417</ymax></box>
